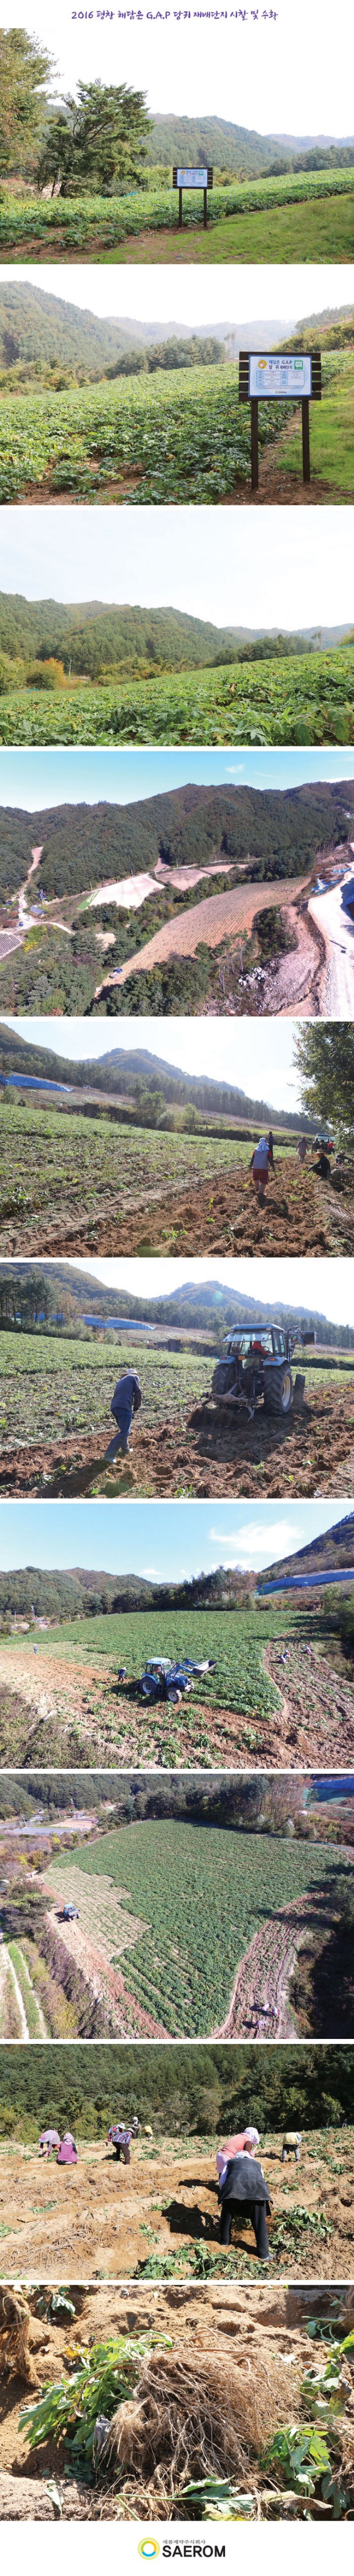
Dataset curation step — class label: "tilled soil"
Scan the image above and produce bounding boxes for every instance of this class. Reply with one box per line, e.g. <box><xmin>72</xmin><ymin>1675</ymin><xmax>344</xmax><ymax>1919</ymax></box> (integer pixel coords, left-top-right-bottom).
<box><xmin>3</xmin><ymin>1154</ymin><xmax>349</xmax><ymax>1262</ymax></box>
<box><xmin>62</xmin><ymin>1164</ymin><xmax>352</xmax><ymax>1260</ymax></box>
<box><xmin>0</xmin><ymin>1381</ymin><xmax>353</xmax><ymax>1499</ymax></box>
<box><xmin>0</xmin><ymin>2136</ymin><xmax>351</xmax><ymax>2282</ymax></box>
<box><xmin>111</xmin><ymin>871</ymin><xmax>309</xmax><ymax>985</ymax></box>
<box><xmin>264</xmin><ymin>1640</ymin><xmax>354</xmax><ymax>1767</ymax></box>
<box><xmin>215</xmin><ymin>1880</ymin><xmax>350</xmax><ymax>2042</ymax></box>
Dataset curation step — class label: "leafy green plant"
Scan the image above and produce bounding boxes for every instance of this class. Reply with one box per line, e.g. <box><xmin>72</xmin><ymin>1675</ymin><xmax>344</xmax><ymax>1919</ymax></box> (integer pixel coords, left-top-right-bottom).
<box><xmin>20</xmin><ymin>2333</ymin><xmax>168</xmax><ymax>2473</ymax></box>
<box><xmin>174</xmin><ymin>2477</ymin><xmax>254</xmax><ymax>2519</ymax></box>
<box><xmin>263</xmin><ymin>2424</ymin><xmax>332</xmax><ymax>2494</ymax></box>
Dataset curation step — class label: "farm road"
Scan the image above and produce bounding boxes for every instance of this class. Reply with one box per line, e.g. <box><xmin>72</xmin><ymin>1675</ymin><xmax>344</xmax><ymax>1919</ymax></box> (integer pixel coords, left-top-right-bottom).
<box><xmin>0</xmin><ymin>1376</ymin><xmax>353</xmax><ymax>1500</ymax></box>
<box><xmin>0</xmin><ymin>2135</ymin><xmax>352</xmax><ymax>2280</ymax></box>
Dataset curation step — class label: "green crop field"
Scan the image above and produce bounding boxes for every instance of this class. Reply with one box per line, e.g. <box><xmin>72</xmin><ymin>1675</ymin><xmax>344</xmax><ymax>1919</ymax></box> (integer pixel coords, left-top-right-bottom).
<box><xmin>0</xmin><ymin>350</ymin><xmax>351</xmax><ymax>506</ymax></box>
<box><xmin>0</xmin><ymin>645</ymin><xmax>352</xmax><ymax>748</ymax></box>
<box><xmin>47</xmin><ymin>1818</ymin><xmax>347</xmax><ymax>2036</ymax></box>
<box><xmin>1</xmin><ymin>166</ymin><xmax>353</xmax><ymax>264</ymax></box>
<box><xmin>0</xmin><ymin>1097</ymin><xmax>297</xmax><ymax>1240</ymax></box>
<box><xmin>0</xmin><ymin>1328</ymin><xmax>208</xmax><ymax>1449</ymax></box>
<box><xmin>0</xmin><ymin>1606</ymin><xmax>279</xmax><ymax>1722</ymax></box>
<box><xmin>0</xmin><ymin>367</ymin><xmax>282</xmax><ymax>506</ymax></box>
<box><xmin>0</xmin><ymin>1100</ymin><xmax>268</xmax><ymax>1215</ymax></box>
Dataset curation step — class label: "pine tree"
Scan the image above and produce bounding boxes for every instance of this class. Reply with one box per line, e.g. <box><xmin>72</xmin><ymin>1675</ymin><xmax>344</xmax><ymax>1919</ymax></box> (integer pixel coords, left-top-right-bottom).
<box><xmin>37</xmin><ymin>78</ymin><xmax>150</xmax><ymax>198</ymax></box>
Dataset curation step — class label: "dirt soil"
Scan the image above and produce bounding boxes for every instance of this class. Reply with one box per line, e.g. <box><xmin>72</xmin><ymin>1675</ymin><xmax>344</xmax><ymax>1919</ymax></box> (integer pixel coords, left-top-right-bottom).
<box><xmin>107</xmin><ymin>870</ymin><xmax>310</xmax><ymax>987</ymax></box>
<box><xmin>4</xmin><ymin>1152</ymin><xmax>351</xmax><ymax>1264</ymax></box>
<box><xmin>0</xmin><ymin>2134</ymin><xmax>351</xmax><ymax>2283</ymax></box>
<box><xmin>0</xmin><ymin>2279</ymin><xmax>316</xmax><ymax>2520</ymax></box>
<box><xmin>214</xmin><ymin>1880</ymin><xmax>350</xmax><ymax>2041</ymax></box>
<box><xmin>264</xmin><ymin>1639</ymin><xmax>354</xmax><ymax>1767</ymax></box>
<box><xmin>0</xmin><ymin>1380</ymin><xmax>353</xmax><ymax>1500</ymax></box>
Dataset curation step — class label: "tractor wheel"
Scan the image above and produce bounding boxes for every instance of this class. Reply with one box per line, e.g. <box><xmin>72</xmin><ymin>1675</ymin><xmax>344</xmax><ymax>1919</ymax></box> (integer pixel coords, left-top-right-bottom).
<box><xmin>263</xmin><ymin>1367</ymin><xmax>293</xmax><ymax>1416</ymax></box>
<box><xmin>166</xmin><ymin>1687</ymin><xmax>183</xmax><ymax>1705</ymax></box>
<box><xmin>211</xmin><ymin>1361</ymin><xmax>237</xmax><ymax>1399</ymax></box>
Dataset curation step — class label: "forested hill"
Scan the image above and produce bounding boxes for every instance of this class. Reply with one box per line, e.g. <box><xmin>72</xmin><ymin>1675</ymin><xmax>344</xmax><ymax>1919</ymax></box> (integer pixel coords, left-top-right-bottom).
<box><xmin>0</xmin><ymin>776</ymin><xmax>352</xmax><ymax>899</ymax></box>
<box><xmin>263</xmin><ymin>1510</ymin><xmax>354</xmax><ymax>1583</ymax></box>
<box><xmin>0</xmin><ymin>1018</ymin><xmax>290</xmax><ymax>1123</ymax></box>
<box><xmin>0</xmin><ymin>2041</ymin><xmax>352</xmax><ymax>2132</ymax></box>
<box><xmin>0</xmin><ymin>1562</ymin><xmax>246</xmax><ymax>1622</ymax></box>
<box><xmin>0</xmin><ymin>282</ymin><xmax>230</xmax><ymax>377</ymax></box>
<box><xmin>0</xmin><ymin>1017</ymin><xmax>317</xmax><ymax>1130</ymax></box>
<box><xmin>0</xmin><ymin>597</ymin><xmax>241</xmax><ymax>672</ymax></box>
<box><xmin>148</xmin><ymin>113</ymin><xmax>354</xmax><ymax>175</ymax></box>
<box><xmin>0</xmin><ymin>284</ymin><xmax>150</xmax><ymax>374</ymax></box>
<box><xmin>0</xmin><ymin>595</ymin><xmax>351</xmax><ymax>678</ymax></box>
<box><xmin>0</xmin><ymin>1263</ymin><xmax>352</xmax><ymax>1350</ymax></box>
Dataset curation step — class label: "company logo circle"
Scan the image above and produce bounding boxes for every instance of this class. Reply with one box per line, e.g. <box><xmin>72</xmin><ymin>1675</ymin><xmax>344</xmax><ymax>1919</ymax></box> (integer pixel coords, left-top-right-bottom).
<box><xmin>138</xmin><ymin>2544</ymin><xmax>160</xmax><ymax>2561</ymax></box>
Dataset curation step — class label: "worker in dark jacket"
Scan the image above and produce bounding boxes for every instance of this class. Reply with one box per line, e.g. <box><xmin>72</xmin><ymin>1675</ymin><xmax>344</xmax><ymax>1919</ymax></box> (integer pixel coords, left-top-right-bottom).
<box><xmin>105</xmin><ymin>1368</ymin><xmax>142</xmax><ymax>1459</ymax></box>
<box><xmin>218</xmin><ymin>2144</ymin><xmax>272</xmax><ymax>2259</ymax></box>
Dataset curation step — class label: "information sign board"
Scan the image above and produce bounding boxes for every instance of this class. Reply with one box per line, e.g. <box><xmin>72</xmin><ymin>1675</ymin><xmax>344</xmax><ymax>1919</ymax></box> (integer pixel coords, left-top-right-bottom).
<box><xmin>248</xmin><ymin>353</ymin><xmax>313</xmax><ymax>398</ymax></box>
<box><xmin>176</xmin><ymin>166</ymin><xmax>209</xmax><ymax>186</ymax></box>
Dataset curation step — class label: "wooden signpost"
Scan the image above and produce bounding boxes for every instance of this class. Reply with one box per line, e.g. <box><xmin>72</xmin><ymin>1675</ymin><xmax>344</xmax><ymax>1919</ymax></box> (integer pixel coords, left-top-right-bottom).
<box><xmin>173</xmin><ymin>165</ymin><xmax>213</xmax><ymax>229</ymax></box>
<box><xmin>238</xmin><ymin>349</ymin><xmax>322</xmax><ymax>490</ymax></box>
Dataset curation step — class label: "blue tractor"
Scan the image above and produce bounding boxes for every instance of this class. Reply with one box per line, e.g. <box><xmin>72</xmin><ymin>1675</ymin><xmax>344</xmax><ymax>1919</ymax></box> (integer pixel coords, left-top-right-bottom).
<box><xmin>139</xmin><ymin>1654</ymin><xmax>216</xmax><ymax>1705</ymax></box>
<box><xmin>210</xmin><ymin>1323</ymin><xmax>316</xmax><ymax>1421</ymax></box>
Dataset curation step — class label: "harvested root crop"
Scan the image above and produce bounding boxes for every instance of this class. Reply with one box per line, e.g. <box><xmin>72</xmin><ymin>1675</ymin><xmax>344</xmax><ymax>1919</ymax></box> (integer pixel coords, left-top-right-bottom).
<box><xmin>107</xmin><ymin>2340</ymin><xmax>302</xmax><ymax>2497</ymax></box>
<box><xmin>0</xmin><ymin>2289</ymin><xmax>39</xmax><ymax>2387</ymax></box>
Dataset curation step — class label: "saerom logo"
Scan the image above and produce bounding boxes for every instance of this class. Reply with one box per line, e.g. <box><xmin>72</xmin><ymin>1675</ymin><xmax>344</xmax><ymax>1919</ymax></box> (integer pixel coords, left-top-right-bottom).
<box><xmin>138</xmin><ymin>2544</ymin><xmax>160</xmax><ymax>2560</ymax></box>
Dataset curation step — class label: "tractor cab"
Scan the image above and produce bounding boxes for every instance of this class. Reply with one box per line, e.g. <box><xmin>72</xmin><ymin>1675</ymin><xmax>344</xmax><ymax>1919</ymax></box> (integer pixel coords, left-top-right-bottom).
<box><xmin>144</xmin><ymin>1657</ymin><xmax>173</xmax><ymax>1678</ymax></box>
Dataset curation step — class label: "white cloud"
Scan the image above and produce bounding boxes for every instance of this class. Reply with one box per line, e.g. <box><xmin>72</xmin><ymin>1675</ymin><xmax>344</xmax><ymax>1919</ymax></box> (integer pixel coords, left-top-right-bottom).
<box><xmin>210</xmin><ymin>1520</ymin><xmax>299</xmax><ymax>1564</ymax></box>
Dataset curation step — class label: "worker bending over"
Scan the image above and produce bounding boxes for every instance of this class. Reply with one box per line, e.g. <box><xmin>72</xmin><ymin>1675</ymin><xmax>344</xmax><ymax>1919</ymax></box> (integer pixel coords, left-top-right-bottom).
<box><xmin>218</xmin><ymin>2141</ymin><xmax>272</xmax><ymax>2259</ymax></box>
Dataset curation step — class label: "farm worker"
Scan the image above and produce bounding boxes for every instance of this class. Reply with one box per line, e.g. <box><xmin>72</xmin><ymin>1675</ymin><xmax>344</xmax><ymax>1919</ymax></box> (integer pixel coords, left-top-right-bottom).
<box><xmin>105</xmin><ymin>1368</ymin><xmax>142</xmax><ymax>1460</ymax></box>
<box><xmin>249</xmin><ymin>1138</ymin><xmax>273</xmax><ymax>1205</ymax></box>
<box><xmin>216</xmin><ymin>2127</ymin><xmax>259</xmax><ymax>2177</ymax></box>
<box><xmin>108</xmin><ymin>2123</ymin><xmax>132</xmax><ymax>2163</ymax></box>
<box><xmin>56</xmin><ymin>2133</ymin><xmax>78</xmax><ymax>2164</ymax></box>
<box><xmin>218</xmin><ymin>2145</ymin><xmax>272</xmax><ymax>2260</ymax></box>
<box><xmin>282</xmin><ymin>2131</ymin><xmax>301</xmax><ymax>2163</ymax></box>
<box><xmin>297</xmin><ymin>1136</ymin><xmax>308</xmax><ymax>1165</ymax></box>
<box><xmin>312</xmin><ymin>1150</ymin><xmax>332</xmax><ymax>1181</ymax></box>
<box><xmin>39</xmin><ymin>2128</ymin><xmax>60</xmax><ymax>2158</ymax></box>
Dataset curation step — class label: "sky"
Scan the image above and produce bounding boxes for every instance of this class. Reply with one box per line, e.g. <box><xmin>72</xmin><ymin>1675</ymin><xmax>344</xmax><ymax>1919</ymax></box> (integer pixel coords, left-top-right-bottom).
<box><xmin>0</xmin><ymin>747</ymin><xmax>351</xmax><ymax>811</ymax></box>
<box><xmin>3</xmin><ymin>1014</ymin><xmax>303</xmax><ymax>1114</ymax></box>
<box><xmin>2</xmin><ymin>262</ymin><xmax>352</xmax><ymax>332</ymax></box>
<box><xmin>63</xmin><ymin>1254</ymin><xmax>353</xmax><ymax>1327</ymax></box>
<box><xmin>3</xmin><ymin>0</ymin><xmax>351</xmax><ymax>133</ymax></box>
<box><xmin>0</xmin><ymin>1496</ymin><xmax>348</xmax><ymax>1577</ymax></box>
<box><xmin>1</xmin><ymin>508</ymin><xmax>352</xmax><ymax>629</ymax></box>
